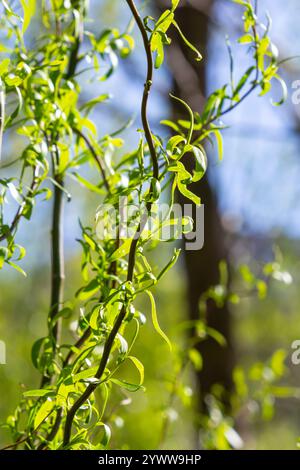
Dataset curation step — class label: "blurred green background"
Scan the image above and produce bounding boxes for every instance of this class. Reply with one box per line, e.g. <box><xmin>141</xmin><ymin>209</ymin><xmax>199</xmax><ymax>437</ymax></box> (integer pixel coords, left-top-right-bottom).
<box><xmin>1</xmin><ymin>0</ymin><xmax>300</xmax><ymax>450</ymax></box>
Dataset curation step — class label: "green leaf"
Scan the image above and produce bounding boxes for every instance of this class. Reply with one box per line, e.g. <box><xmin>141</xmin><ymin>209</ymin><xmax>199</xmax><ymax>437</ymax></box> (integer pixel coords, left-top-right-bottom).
<box><xmin>169</xmin><ymin>161</ymin><xmax>201</xmax><ymax>205</ymax></box>
<box><xmin>157</xmin><ymin>248</ymin><xmax>181</xmax><ymax>281</ymax></box>
<box><xmin>110</xmin><ymin>238</ymin><xmax>132</xmax><ymax>262</ymax></box>
<box><xmin>62</xmin><ymin>430</ymin><xmax>89</xmax><ymax>450</ymax></box>
<box><xmin>192</xmin><ymin>146</ymin><xmax>207</xmax><ymax>181</ymax></box>
<box><xmin>240</xmin><ymin>264</ymin><xmax>256</xmax><ymax>284</ymax></box>
<box><xmin>20</xmin><ymin>0</ymin><xmax>36</xmax><ymax>32</ymax></box>
<box><xmin>269</xmin><ymin>386</ymin><xmax>300</xmax><ymax>398</ymax></box>
<box><xmin>153</xmin><ymin>33</ymin><xmax>165</xmax><ymax>69</ymax></box>
<box><xmin>172</xmin><ymin>19</ymin><xmax>202</xmax><ymax>62</ymax></box>
<box><xmin>166</xmin><ymin>135</ymin><xmax>186</xmax><ymax>157</ymax></box>
<box><xmin>145</xmin><ymin>290</ymin><xmax>172</xmax><ymax>351</ymax></box>
<box><xmin>71</xmin><ymin>172</ymin><xmax>104</xmax><ymax>195</ymax></box>
<box><xmin>188</xmin><ymin>348</ymin><xmax>203</xmax><ymax>371</ymax></box>
<box><xmin>31</xmin><ymin>337</ymin><xmax>46</xmax><ymax>370</ymax></box>
<box><xmin>270</xmin><ymin>74</ymin><xmax>287</xmax><ymax>106</ymax></box>
<box><xmin>127</xmin><ymin>356</ymin><xmax>144</xmax><ymax>385</ymax></box>
<box><xmin>97</xmin><ymin>423</ymin><xmax>111</xmax><ymax>448</ymax></box>
<box><xmin>23</xmin><ymin>389</ymin><xmax>54</xmax><ymax>398</ymax></box>
<box><xmin>270</xmin><ymin>349</ymin><xmax>286</xmax><ymax>377</ymax></box>
<box><xmin>211</xmin><ymin>128</ymin><xmax>223</xmax><ymax>161</ymax></box>
<box><xmin>34</xmin><ymin>399</ymin><xmax>54</xmax><ymax>429</ymax></box>
<box><xmin>172</xmin><ymin>0</ymin><xmax>180</xmax><ymax>9</ymax></box>
<box><xmin>110</xmin><ymin>378</ymin><xmax>143</xmax><ymax>392</ymax></box>
<box><xmin>207</xmin><ymin>327</ymin><xmax>227</xmax><ymax>347</ymax></box>
<box><xmin>7</xmin><ymin>182</ymin><xmax>23</xmax><ymax>205</ymax></box>
<box><xmin>7</xmin><ymin>261</ymin><xmax>27</xmax><ymax>277</ymax></box>
<box><xmin>116</xmin><ymin>333</ymin><xmax>128</xmax><ymax>354</ymax></box>
<box><xmin>73</xmin><ymin>367</ymin><xmax>99</xmax><ymax>383</ymax></box>
<box><xmin>256</xmin><ymin>279</ymin><xmax>267</xmax><ymax>299</ymax></box>
<box><xmin>238</xmin><ymin>34</ymin><xmax>254</xmax><ymax>44</ymax></box>
<box><xmin>80</xmin><ymin>94</ymin><xmax>111</xmax><ymax>114</ymax></box>
<box><xmin>170</xmin><ymin>94</ymin><xmax>194</xmax><ymax>145</ymax></box>
<box><xmin>89</xmin><ymin>306</ymin><xmax>102</xmax><ymax>331</ymax></box>
<box><xmin>177</xmin><ymin>176</ymin><xmax>200</xmax><ymax>206</ymax></box>
<box><xmin>233</xmin><ymin>66</ymin><xmax>255</xmax><ymax>100</ymax></box>
<box><xmin>160</xmin><ymin>119</ymin><xmax>182</xmax><ymax>133</ymax></box>
<box><xmin>77</xmin><ymin>279</ymin><xmax>100</xmax><ymax>300</ymax></box>
<box><xmin>5</xmin><ymin>86</ymin><xmax>23</xmax><ymax>126</ymax></box>
<box><xmin>51</xmin><ymin>307</ymin><xmax>73</xmax><ymax>325</ymax></box>
<box><xmin>150</xmin><ymin>10</ymin><xmax>174</xmax><ymax>68</ymax></box>
<box><xmin>153</xmin><ymin>10</ymin><xmax>174</xmax><ymax>34</ymax></box>
<box><xmin>4</xmin><ymin>74</ymin><xmax>23</xmax><ymax>87</ymax></box>
<box><xmin>146</xmin><ymin>178</ymin><xmax>161</xmax><ymax>203</ymax></box>
<box><xmin>0</xmin><ymin>58</ymin><xmax>10</xmax><ymax>76</ymax></box>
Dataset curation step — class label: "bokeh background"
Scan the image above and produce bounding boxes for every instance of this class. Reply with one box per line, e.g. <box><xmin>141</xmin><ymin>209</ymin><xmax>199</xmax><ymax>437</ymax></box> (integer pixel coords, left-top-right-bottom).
<box><xmin>1</xmin><ymin>0</ymin><xmax>300</xmax><ymax>449</ymax></box>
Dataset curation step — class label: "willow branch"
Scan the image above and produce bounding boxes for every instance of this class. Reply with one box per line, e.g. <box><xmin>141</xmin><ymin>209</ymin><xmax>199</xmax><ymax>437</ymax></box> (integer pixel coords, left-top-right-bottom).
<box><xmin>203</xmin><ymin>21</ymin><xmax>261</xmax><ymax>129</ymax></box>
<box><xmin>72</xmin><ymin>127</ymin><xmax>110</xmax><ymax>193</ymax></box>
<box><xmin>62</xmin><ymin>0</ymin><xmax>159</xmax><ymax>446</ymax></box>
<box><xmin>125</xmin><ymin>0</ymin><xmax>159</xmax><ymax>180</ymax></box>
<box><xmin>0</xmin><ymin>79</ymin><xmax>5</xmax><ymax>163</ymax></box>
<box><xmin>49</xmin><ymin>150</ymin><xmax>65</xmax><ymax>342</ymax></box>
<box><xmin>40</xmin><ymin>13</ymin><xmax>82</xmax><ymax>387</ymax></box>
<box><xmin>39</xmin><ymin>143</ymin><xmax>65</xmax><ymax>388</ymax></box>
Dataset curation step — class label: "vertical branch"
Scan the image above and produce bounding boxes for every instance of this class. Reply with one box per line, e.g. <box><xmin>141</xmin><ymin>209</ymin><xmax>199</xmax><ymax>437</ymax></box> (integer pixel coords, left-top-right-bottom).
<box><xmin>40</xmin><ymin>143</ymin><xmax>65</xmax><ymax>388</ymax></box>
<box><xmin>41</xmin><ymin>8</ymin><xmax>82</xmax><ymax>387</ymax></box>
<box><xmin>125</xmin><ymin>0</ymin><xmax>159</xmax><ymax>180</ymax></box>
<box><xmin>0</xmin><ymin>79</ymin><xmax>4</xmax><ymax>163</ymax></box>
<box><xmin>50</xmin><ymin>160</ymin><xmax>65</xmax><ymax>346</ymax></box>
<box><xmin>62</xmin><ymin>0</ymin><xmax>159</xmax><ymax>446</ymax></box>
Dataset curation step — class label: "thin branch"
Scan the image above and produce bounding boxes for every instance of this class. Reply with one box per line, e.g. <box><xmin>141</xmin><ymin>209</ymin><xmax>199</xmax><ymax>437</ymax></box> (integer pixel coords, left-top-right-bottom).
<box><xmin>203</xmin><ymin>13</ymin><xmax>261</xmax><ymax>129</ymax></box>
<box><xmin>0</xmin><ymin>79</ymin><xmax>5</xmax><ymax>163</ymax></box>
<box><xmin>40</xmin><ymin>142</ymin><xmax>65</xmax><ymax>388</ymax></box>
<box><xmin>125</xmin><ymin>0</ymin><xmax>159</xmax><ymax>180</ymax></box>
<box><xmin>62</xmin><ymin>0</ymin><xmax>159</xmax><ymax>446</ymax></box>
<box><xmin>40</xmin><ymin>8</ymin><xmax>83</xmax><ymax>387</ymax></box>
<box><xmin>72</xmin><ymin>127</ymin><xmax>110</xmax><ymax>193</ymax></box>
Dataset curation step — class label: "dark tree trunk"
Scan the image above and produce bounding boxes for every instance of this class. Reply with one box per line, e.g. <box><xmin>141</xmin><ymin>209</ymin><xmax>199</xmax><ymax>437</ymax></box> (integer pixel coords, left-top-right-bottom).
<box><xmin>156</xmin><ymin>0</ymin><xmax>235</xmax><ymax>408</ymax></box>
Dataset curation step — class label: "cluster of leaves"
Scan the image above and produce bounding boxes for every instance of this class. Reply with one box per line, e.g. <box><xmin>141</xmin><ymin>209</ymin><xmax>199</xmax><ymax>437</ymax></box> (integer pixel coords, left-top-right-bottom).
<box><xmin>0</xmin><ymin>0</ymin><xmax>290</xmax><ymax>450</ymax></box>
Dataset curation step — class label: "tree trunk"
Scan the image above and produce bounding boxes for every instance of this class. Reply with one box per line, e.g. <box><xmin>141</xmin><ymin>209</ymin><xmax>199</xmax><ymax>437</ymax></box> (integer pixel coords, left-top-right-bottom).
<box><xmin>156</xmin><ymin>0</ymin><xmax>235</xmax><ymax>408</ymax></box>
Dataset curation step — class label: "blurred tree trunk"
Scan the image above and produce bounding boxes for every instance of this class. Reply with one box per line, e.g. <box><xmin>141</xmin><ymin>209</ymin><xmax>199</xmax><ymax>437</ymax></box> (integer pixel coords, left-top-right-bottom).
<box><xmin>156</xmin><ymin>1</ymin><xmax>235</xmax><ymax>410</ymax></box>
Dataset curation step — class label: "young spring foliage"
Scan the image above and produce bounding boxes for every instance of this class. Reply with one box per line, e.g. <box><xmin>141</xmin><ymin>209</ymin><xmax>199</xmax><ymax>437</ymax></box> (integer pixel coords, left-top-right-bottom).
<box><xmin>0</xmin><ymin>0</ymin><xmax>288</xmax><ymax>449</ymax></box>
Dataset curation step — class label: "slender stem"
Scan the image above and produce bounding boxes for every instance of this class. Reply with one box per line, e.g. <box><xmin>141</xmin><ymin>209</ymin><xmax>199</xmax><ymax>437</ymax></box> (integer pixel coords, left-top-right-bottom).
<box><xmin>125</xmin><ymin>0</ymin><xmax>159</xmax><ymax>180</ymax></box>
<box><xmin>204</xmin><ymin>21</ymin><xmax>261</xmax><ymax>130</ymax></box>
<box><xmin>37</xmin><ymin>408</ymin><xmax>62</xmax><ymax>450</ymax></box>
<box><xmin>0</xmin><ymin>78</ymin><xmax>5</xmax><ymax>163</ymax></box>
<box><xmin>41</xmin><ymin>8</ymin><xmax>82</xmax><ymax>387</ymax></box>
<box><xmin>62</xmin><ymin>0</ymin><xmax>159</xmax><ymax>446</ymax></box>
<box><xmin>62</xmin><ymin>222</ymin><xmax>145</xmax><ymax>446</ymax></box>
<box><xmin>40</xmin><ymin>144</ymin><xmax>65</xmax><ymax>388</ymax></box>
<box><xmin>50</xmin><ymin>167</ymin><xmax>65</xmax><ymax>344</ymax></box>
<box><xmin>72</xmin><ymin>127</ymin><xmax>110</xmax><ymax>193</ymax></box>
<box><xmin>63</xmin><ymin>305</ymin><xmax>126</xmax><ymax>445</ymax></box>
<box><xmin>205</xmin><ymin>83</ymin><xmax>257</xmax><ymax>128</ymax></box>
